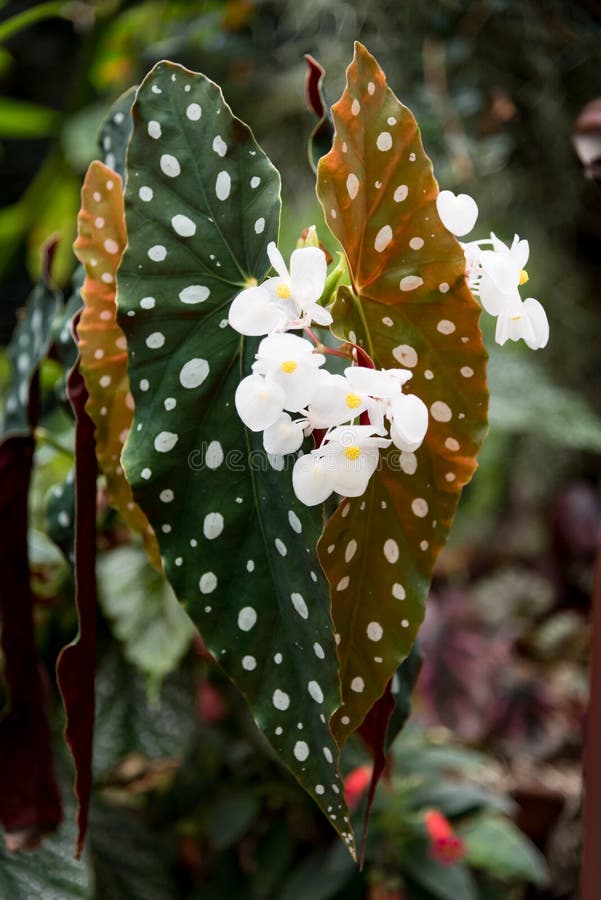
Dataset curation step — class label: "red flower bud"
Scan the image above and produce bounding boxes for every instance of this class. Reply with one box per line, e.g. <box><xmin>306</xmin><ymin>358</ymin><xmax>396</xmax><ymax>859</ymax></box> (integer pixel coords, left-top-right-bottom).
<box><xmin>424</xmin><ymin>809</ymin><xmax>466</xmax><ymax>866</ymax></box>
<box><xmin>343</xmin><ymin>764</ymin><xmax>373</xmax><ymax>810</ymax></box>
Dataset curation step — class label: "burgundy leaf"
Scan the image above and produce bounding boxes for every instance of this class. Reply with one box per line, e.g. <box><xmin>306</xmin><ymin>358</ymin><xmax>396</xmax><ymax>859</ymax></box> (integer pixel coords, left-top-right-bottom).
<box><xmin>357</xmin><ymin>681</ymin><xmax>395</xmax><ymax>868</ymax></box>
<box><xmin>56</xmin><ymin>355</ymin><xmax>98</xmax><ymax>858</ymax></box>
<box><xmin>304</xmin><ymin>54</ymin><xmax>334</xmax><ymax>170</ymax></box>
<box><xmin>0</xmin><ymin>435</ymin><xmax>63</xmax><ymax>850</ymax></box>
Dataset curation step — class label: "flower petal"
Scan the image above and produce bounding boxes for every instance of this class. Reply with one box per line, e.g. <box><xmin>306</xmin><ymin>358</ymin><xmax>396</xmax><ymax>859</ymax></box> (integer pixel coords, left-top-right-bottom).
<box><xmin>309</xmin><ymin>379</ymin><xmax>367</xmax><ymax>428</ymax></box>
<box><xmin>436</xmin><ymin>190</ymin><xmax>479</xmax><ymax>237</ymax></box>
<box><xmin>523</xmin><ymin>297</ymin><xmax>549</xmax><ymax>349</ymax></box>
<box><xmin>344</xmin><ymin>367</ymin><xmax>405</xmax><ymax>398</ymax></box>
<box><xmin>480</xmin><ymin>249</ymin><xmax>521</xmax><ymax>293</ymax></box>
<box><xmin>228</xmin><ymin>286</ymin><xmax>288</xmax><ymax>336</ymax></box>
<box><xmin>263</xmin><ymin>412</ymin><xmax>305</xmax><ymax>455</ymax></box>
<box><xmin>389</xmin><ymin>393</ymin><xmax>428</xmax><ymax>450</ymax></box>
<box><xmin>306</xmin><ymin>302</ymin><xmax>333</xmax><ymax>327</ymax></box>
<box><xmin>331</xmin><ymin>447</ymin><xmax>380</xmax><ymax>497</ymax></box>
<box><xmin>268</xmin><ymin>364</ymin><xmax>323</xmax><ymax>412</ymax></box>
<box><xmin>289</xmin><ymin>246</ymin><xmax>327</xmax><ymax>306</ymax></box>
<box><xmin>234</xmin><ymin>373</ymin><xmax>285</xmax><ymax>432</ymax></box>
<box><xmin>478</xmin><ymin>274</ymin><xmax>508</xmax><ymax>317</ymax></box>
<box><xmin>267</xmin><ymin>242</ymin><xmax>289</xmax><ymax>280</ymax></box>
<box><xmin>292</xmin><ymin>453</ymin><xmax>334</xmax><ymax>506</ymax></box>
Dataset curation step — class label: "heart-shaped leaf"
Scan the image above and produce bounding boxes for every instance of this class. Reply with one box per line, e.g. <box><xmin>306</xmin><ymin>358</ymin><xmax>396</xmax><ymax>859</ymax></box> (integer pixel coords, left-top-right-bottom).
<box><xmin>117</xmin><ymin>61</ymin><xmax>354</xmax><ymax>853</ymax></box>
<box><xmin>316</xmin><ymin>43</ymin><xmax>488</xmax><ymax>743</ymax></box>
<box><xmin>73</xmin><ymin>160</ymin><xmax>161</xmax><ymax>570</ymax></box>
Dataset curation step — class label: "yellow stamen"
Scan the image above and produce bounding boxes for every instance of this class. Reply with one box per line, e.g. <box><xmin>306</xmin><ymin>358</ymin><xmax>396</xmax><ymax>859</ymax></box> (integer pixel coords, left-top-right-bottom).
<box><xmin>511</xmin><ymin>314</ymin><xmax>521</xmax><ymax>321</ymax></box>
<box><xmin>344</xmin><ymin>446</ymin><xmax>361</xmax><ymax>461</ymax></box>
<box><xmin>280</xmin><ymin>359</ymin><xmax>297</xmax><ymax>373</ymax></box>
<box><xmin>276</xmin><ymin>283</ymin><xmax>292</xmax><ymax>299</ymax></box>
<box><xmin>345</xmin><ymin>392</ymin><xmax>362</xmax><ymax>409</ymax></box>
<box><xmin>519</xmin><ymin>269</ymin><xmax>529</xmax><ymax>286</ymax></box>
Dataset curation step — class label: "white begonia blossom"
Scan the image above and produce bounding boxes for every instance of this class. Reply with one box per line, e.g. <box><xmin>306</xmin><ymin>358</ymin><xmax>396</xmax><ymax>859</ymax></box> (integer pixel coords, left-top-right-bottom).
<box><xmin>292</xmin><ymin>452</ymin><xmax>335</xmax><ymax>507</ymax></box>
<box><xmin>292</xmin><ymin>425</ymin><xmax>391</xmax><ymax>506</ymax></box>
<box><xmin>494</xmin><ymin>295</ymin><xmax>549</xmax><ymax>349</ymax></box>
<box><xmin>320</xmin><ymin>425</ymin><xmax>391</xmax><ymax>498</ymax></box>
<box><xmin>263</xmin><ymin>412</ymin><xmax>305</xmax><ymax>456</ymax></box>
<box><xmin>436</xmin><ymin>190</ymin><xmax>479</xmax><ymax>237</ymax></box>
<box><xmin>265</xmin><ymin>242</ymin><xmax>332</xmax><ymax>327</ymax></box>
<box><xmin>234</xmin><ymin>373</ymin><xmax>285</xmax><ymax>432</ymax></box>
<box><xmin>478</xmin><ymin>233</ymin><xmax>530</xmax><ymax>313</ymax></box>
<box><xmin>228</xmin><ymin>242</ymin><xmax>331</xmax><ymax>337</ymax></box>
<box><xmin>387</xmin><ymin>393</ymin><xmax>429</xmax><ymax>452</ymax></box>
<box><xmin>252</xmin><ymin>332</ymin><xmax>325</xmax><ymax>412</ymax></box>
<box><xmin>228</xmin><ymin>284</ymin><xmax>293</xmax><ymax>336</ymax></box>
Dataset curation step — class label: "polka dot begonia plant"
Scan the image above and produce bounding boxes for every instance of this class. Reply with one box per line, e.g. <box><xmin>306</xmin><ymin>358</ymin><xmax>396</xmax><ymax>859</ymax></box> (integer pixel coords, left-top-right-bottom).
<box><xmin>67</xmin><ymin>42</ymin><xmax>549</xmax><ymax>857</ymax></box>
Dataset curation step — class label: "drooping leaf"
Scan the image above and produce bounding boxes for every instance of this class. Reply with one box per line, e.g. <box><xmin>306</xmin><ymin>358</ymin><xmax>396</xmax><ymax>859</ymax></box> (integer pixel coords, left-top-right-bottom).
<box><xmin>97</xmin><ymin>85</ymin><xmax>135</xmax><ymax>178</ymax></box>
<box><xmin>0</xmin><ymin>436</ymin><xmax>63</xmax><ymax>849</ymax></box>
<box><xmin>304</xmin><ymin>54</ymin><xmax>334</xmax><ymax>172</ymax></box>
<box><xmin>3</xmin><ymin>238</ymin><xmax>60</xmax><ymax>436</ymax></box>
<box><xmin>459</xmin><ymin>815</ymin><xmax>550</xmax><ymax>886</ymax></box>
<box><xmin>0</xmin><ymin>789</ymin><xmax>90</xmax><ymax>899</ymax></box>
<box><xmin>355</xmin><ymin>644</ymin><xmax>422</xmax><ymax>864</ymax></box>
<box><xmin>51</xmin><ymin>266</ymin><xmax>84</xmax><ymax>405</ymax></box>
<box><xmin>73</xmin><ymin>160</ymin><xmax>161</xmax><ymax>571</ymax></box>
<box><xmin>46</xmin><ymin>466</ymin><xmax>75</xmax><ymax>566</ymax></box>
<box><xmin>116</xmin><ymin>61</ymin><xmax>353</xmax><ymax>852</ymax></box>
<box><xmin>385</xmin><ymin>641</ymin><xmax>423</xmax><ymax>751</ymax></box>
<box><xmin>56</xmin><ymin>358</ymin><xmax>98</xmax><ymax>858</ymax></box>
<box><xmin>316</xmin><ymin>43</ymin><xmax>489</xmax><ymax>743</ymax></box>
<box><xmin>0</xmin><ymin>244</ymin><xmax>63</xmax><ymax>849</ymax></box>
<box><xmin>93</xmin><ymin>644</ymin><xmax>197</xmax><ymax>778</ymax></box>
<box><xmin>96</xmin><ymin>545</ymin><xmax>195</xmax><ymax>687</ymax></box>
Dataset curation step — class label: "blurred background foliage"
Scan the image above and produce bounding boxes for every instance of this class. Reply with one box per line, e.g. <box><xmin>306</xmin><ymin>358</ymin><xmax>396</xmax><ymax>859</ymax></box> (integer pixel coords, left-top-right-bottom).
<box><xmin>1</xmin><ymin>0</ymin><xmax>601</xmax><ymax>897</ymax></box>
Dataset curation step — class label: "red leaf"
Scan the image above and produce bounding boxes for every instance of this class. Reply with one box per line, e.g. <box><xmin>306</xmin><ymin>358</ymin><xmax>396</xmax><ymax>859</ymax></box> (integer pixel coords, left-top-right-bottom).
<box><xmin>0</xmin><ymin>435</ymin><xmax>63</xmax><ymax>849</ymax></box>
<box><xmin>56</xmin><ymin>352</ymin><xmax>98</xmax><ymax>858</ymax></box>
<box><xmin>357</xmin><ymin>681</ymin><xmax>395</xmax><ymax>867</ymax></box>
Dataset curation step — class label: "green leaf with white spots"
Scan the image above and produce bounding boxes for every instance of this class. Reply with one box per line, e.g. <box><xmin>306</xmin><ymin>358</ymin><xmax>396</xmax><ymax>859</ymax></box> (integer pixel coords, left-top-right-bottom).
<box><xmin>2</xmin><ymin>241</ymin><xmax>61</xmax><ymax>438</ymax></box>
<box><xmin>97</xmin><ymin>86</ymin><xmax>135</xmax><ymax>179</ymax></box>
<box><xmin>52</xmin><ymin>266</ymin><xmax>83</xmax><ymax>405</ymax></box>
<box><xmin>46</xmin><ymin>467</ymin><xmax>75</xmax><ymax>565</ymax></box>
<box><xmin>117</xmin><ymin>61</ymin><xmax>354</xmax><ymax>854</ymax></box>
<box><xmin>316</xmin><ymin>44</ymin><xmax>488</xmax><ymax>744</ymax></box>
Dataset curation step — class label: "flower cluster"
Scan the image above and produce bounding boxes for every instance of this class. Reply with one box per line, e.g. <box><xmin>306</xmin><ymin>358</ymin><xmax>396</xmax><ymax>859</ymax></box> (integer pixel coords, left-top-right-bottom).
<box><xmin>228</xmin><ymin>242</ymin><xmax>428</xmax><ymax>506</ymax></box>
<box><xmin>436</xmin><ymin>191</ymin><xmax>549</xmax><ymax>350</ymax></box>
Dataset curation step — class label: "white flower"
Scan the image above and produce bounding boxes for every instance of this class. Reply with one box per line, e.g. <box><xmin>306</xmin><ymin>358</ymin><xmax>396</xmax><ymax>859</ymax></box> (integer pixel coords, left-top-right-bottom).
<box><xmin>436</xmin><ymin>190</ymin><xmax>479</xmax><ymax>237</ymax></box>
<box><xmin>292</xmin><ymin>452</ymin><xmax>335</xmax><ymax>506</ymax></box>
<box><xmin>234</xmin><ymin>373</ymin><xmax>285</xmax><ymax>432</ymax></box>
<box><xmin>320</xmin><ymin>425</ymin><xmax>391</xmax><ymax>498</ymax></box>
<box><xmin>228</xmin><ymin>242</ymin><xmax>331</xmax><ymax>336</ymax></box>
<box><xmin>263</xmin><ymin>412</ymin><xmax>305</xmax><ymax>455</ymax></box>
<box><xmin>494</xmin><ymin>294</ymin><xmax>549</xmax><ymax>350</ymax></box>
<box><xmin>293</xmin><ymin>425</ymin><xmax>391</xmax><ymax>505</ymax></box>
<box><xmin>228</xmin><ymin>284</ymin><xmax>293</xmax><ymax>336</ymax></box>
<box><xmin>306</xmin><ymin>365</ymin><xmax>414</xmax><ymax>431</ymax></box>
<box><xmin>478</xmin><ymin>233</ymin><xmax>530</xmax><ymax>314</ymax></box>
<box><xmin>252</xmin><ymin>332</ymin><xmax>325</xmax><ymax>412</ymax></box>
<box><xmin>387</xmin><ymin>393</ymin><xmax>429</xmax><ymax>451</ymax></box>
<box><xmin>266</xmin><ymin>242</ymin><xmax>332</xmax><ymax>328</ymax></box>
